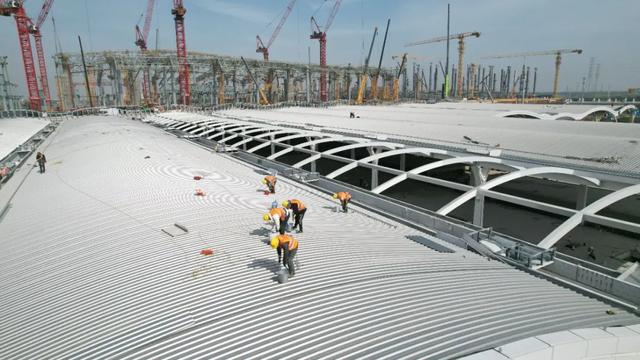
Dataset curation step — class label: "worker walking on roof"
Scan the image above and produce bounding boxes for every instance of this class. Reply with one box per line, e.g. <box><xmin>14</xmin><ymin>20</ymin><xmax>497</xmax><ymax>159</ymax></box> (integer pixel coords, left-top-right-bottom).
<box><xmin>333</xmin><ymin>191</ymin><xmax>352</xmax><ymax>213</ymax></box>
<box><xmin>271</xmin><ymin>234</ymin><xmax>299</xmax><ymax>276</ymax></box>
<box><xmin>283</xmin><ymin>199</ymin><xmax>307</xmax><ymax>233</ymax></box>
<box><xmin>262</xmin><ymin>175</ymin><xmax>277</xmax><ymax>194</ymax></box>
<box><xmin>263</xmin><ymin>206</ymin><xmax>291</xmax><ymax>235</ymax></box>
<box><xmin>36</xmin><ymin>152</ymin><xmax>47</xmax><ymax>173</ymax></box>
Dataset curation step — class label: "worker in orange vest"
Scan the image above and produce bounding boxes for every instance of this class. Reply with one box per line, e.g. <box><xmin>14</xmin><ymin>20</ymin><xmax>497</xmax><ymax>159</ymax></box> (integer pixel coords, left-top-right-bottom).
<box><xmin>283</xmin><ymin>199</ymin><xmax>307</xmax><ymax>233</ymax></box>
<box><xmin>263</xmin><ymin>206</ymin><xmax>291</xmax><ymax>235</ymax></box>
<box><xmin>333</xmin><ymin>191</ymin><xmax>352</xmax><ymax>213</ymax></box>
<box><xmin>261</xmin><ymin>175</ymin><xmax>277</xmax><ymax>194</ymax></box>
<box><xmin>271</xmin><ymin>234</ymin><xmax>299</xmax><ymax>276</ymax></box>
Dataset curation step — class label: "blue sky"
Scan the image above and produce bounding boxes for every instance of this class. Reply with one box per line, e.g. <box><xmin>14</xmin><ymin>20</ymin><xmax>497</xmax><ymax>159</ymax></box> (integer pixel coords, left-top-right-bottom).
<box><xmin>1</xmin><ymin>0</ymin><xmax>639</xmax><ymax>96</ymax></box>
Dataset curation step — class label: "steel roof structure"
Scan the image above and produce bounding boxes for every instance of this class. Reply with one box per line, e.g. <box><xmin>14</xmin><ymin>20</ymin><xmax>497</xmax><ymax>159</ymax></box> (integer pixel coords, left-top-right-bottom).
<box><xmin>1</xmin><ymin>114</ymin><xmax>638</xmax><ymax>359</ymax></box>
<box><xmin>221</xmin><ymin>104</ymin><xmax>640</xmax><ymax>178</ymax></box>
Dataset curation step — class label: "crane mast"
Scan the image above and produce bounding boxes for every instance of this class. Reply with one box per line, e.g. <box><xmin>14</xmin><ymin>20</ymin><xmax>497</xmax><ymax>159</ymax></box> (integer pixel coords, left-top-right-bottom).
<box><xmin>310</xmin><ymin>0</ymin><xmax>342</xmax><ymax>102</ymax></box>
<box><xmin>27</xmin><ymin>0</ymin><xmax>54</xmax><ymax>110</ymax></box>
<box><xmin>1</xmin><ymin>1</ymin><xmax>41</xmax><ymax>110</ymax></box>
<box><xmin>172</xmin><ymin>0</ymin><xmax>190</xmax><ymax>105</ymax></box>
<box><xmin>355</xmin><ymin>26</ymin><xmax>378</xmax><ymax>104</ymax></box>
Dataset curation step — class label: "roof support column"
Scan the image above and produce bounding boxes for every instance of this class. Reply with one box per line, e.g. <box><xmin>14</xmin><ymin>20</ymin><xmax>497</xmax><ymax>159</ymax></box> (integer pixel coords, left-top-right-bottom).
<box><xmin>473</xmin><ymin>191</ymin><xmax>485</xmax><ymax>226</ymax></box>
<box><xmin>471</xmin><ymin>164</ymin><xmax>489</xmax><ymax>186</ymax></box>
<box><xmin>369</xmin><ymin>147</ymin><xmax>382</xmax><ymax>190</ymax></box>
<box><xmin>310</xmin><ymin>143</ymin><xmax>317</xmax><ymax>172</ymax></box>
<box><xmin>270</xmin><ymin>134</ymin><xmax>276</xmax><ymax>156</ymax></box>
<box><xmin>576</xmin><ymin>184</ymin><xmax>588</xmax><ymax>210</ymax></box>
<box><xmin>399</xmin><ymin>154</ymin><xmax>406</xmax><ymax>171</ymax></box>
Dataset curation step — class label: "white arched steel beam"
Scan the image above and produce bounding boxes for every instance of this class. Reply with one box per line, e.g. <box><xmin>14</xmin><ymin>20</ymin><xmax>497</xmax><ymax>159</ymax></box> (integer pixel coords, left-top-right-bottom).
<box><xmin>437</xmin><ymin>167</ymin><xmax>601</xmax><ymax>216</ymax></box>
<box><xmin>189</xmin><ymin>120</ymin><xmax>231</xmax><ymax>134</ymax></box>
<box><xmin>267</xmin><ymin>137</ymin><xmax>359</xmax><ymax>160</ymax></box>
<box><xmin>326</xmin><ymin>148</ymin><xmax>451</xmax><ymax>180</ymax></box>
<box><xmin>230</xmin><ymin>128</ymin><xmax>283</xmax><ymax>149</ymax></box>
<box><xmin>372</xmin><ymin>156</ymin><xmax>516</xmax><ymax>194</ymax></box>
<box><xmin>292</xmin><ymin>141</ymin><xmax>404</xmax><ymax>169</ymax></box>
<box><xmin>218</xmin><ymin>126</ymin><xmax>262</xmax><ymax>143</ymax></box>
<box><xmin>246</xmin><ymin>130</ymin><xmax>304</xmax><ymax>153</ymax></box>
<box><xmin>244</xmin><ymin>133</ymin><xmax>322</xmax><ymax>153</ymax></box>
<box><xmin>206</xmin><ymin>123</ymin><xmax>256</xmax><ymax>140</ymax></box>
<box><xmin>617</xmin><ymin>104</ymin><xmax>637</xmax><ymax>116</ymax></box>
<box><xmin>538</xmin><ymin>183</ymin><xmax>640</xmax><ymax>249</ymax></box>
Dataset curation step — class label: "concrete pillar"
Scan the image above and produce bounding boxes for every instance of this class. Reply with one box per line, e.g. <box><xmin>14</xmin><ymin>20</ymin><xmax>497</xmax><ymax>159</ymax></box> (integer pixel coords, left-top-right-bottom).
<box><xmin>399</xmin><ymin>154</ymin><xmax>406</xmax><ymax>171</ymax></box>
<box><xmin>370</xmin><ymin>147</ymin><xmax>380</xmax><ymax>190</ymax></box>
<box><xmin>350</xmin><ymin>148</ymin><xmax>356</xmax><ymax>159</ymax></box>
<box><xmin>576</xmin><ymin>184</ymin><xmax>588</xmax><ymax>210</ymax></box>
<box><xmin>471</xmin><ymin>164</ymin><xmax>490</xmax><ymax>186</ymax></box>
<box><xmin>473</xmin><ymin>192</ymin><xmax>485</xmax><ymax>226</ymax></box>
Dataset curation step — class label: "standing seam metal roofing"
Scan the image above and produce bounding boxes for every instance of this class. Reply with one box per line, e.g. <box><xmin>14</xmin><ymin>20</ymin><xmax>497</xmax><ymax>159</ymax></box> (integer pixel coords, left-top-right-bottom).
<box><xmin>0</xmin><ymin>115</ymin><xmax>637</xmax><ymax>359</ymax></box>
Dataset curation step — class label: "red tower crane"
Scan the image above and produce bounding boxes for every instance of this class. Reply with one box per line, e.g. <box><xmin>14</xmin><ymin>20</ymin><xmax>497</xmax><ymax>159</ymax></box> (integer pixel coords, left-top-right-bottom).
<box><xmin>256</xmin><ymin>0</ymin><xmax>297</xmax><ymax>62</ymax></box>
<box><xmin>135</xmin><ymin>0</ymin><xmax>155</xmax><ymax>104</ymax></box>
<box><xmin>310</xmin><ymin>0</ymin><xmax>342</xmax><ymax>102</ymax></box>
<box><xmin>28</xmin><ymin>0</ymin><xmax>54</xmax><ymax>110</ymax></box>
<box><xmin>1</xmin><ymin>0</ymin><xmax>41</xmax><ymax>110</ymax></box>
<box><xmin>172</xmin><ymin>0</ymin><xmax>190</xmax><ymax>105</ymax></box>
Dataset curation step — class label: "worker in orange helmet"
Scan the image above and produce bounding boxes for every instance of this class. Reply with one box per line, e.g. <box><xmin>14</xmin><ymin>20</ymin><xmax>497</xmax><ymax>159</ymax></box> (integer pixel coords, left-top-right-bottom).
<box><xmin>282</xmin><ymin>199</ymin><xmax>307</xmax><ymax>233</ymax></box>
<box><xmin>263</xmin><ymin>206</ymin><xmax>290</xmax><ymax>235</ymax></box>
<box><xmin>270</xmin><ymin>234</ymin><xmax>299</xmax><ymax>276</ymax></box>
<box><xmin>332</xmin><ymin>191</ymin><xmax>352</xmax><ymax>213</ymax></box>
<box><xmin>261</xmin><ymin>174</ymin><xmax>277</xmax><ymax>194</ymax></box>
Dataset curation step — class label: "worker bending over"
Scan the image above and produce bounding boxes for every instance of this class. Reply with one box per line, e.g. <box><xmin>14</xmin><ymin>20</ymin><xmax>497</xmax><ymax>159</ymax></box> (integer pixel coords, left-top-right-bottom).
<box><xmin>261</xmin><ymin>175</ymin><xmax>277</xmax><ymax>194</ymax></box>
<box><xmin>263</xmin><ymin>206</ymin><xmax>291</xmax><ymax>235</ymax></box>
<box><xmin>283</xmin><ymin>199</ymin><xmax>307</xmax><ymax>233</ymax></box>
<box><xmin>333</xmin><ymin>191</ymin><xmax>352</xmax><ymax>213</ymax></box>
<box><xmin>271</xmin><ymin>234</ymin><xmax>299</xmax><ymax>276</ymax></box>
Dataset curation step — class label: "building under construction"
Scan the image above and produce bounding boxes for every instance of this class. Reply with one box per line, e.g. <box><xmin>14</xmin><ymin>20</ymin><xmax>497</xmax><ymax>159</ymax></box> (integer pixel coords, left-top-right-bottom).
<box><xmin>53</xmin><ymin>50</ymin><xmax>404</xmax><ymax>110</ymax></box>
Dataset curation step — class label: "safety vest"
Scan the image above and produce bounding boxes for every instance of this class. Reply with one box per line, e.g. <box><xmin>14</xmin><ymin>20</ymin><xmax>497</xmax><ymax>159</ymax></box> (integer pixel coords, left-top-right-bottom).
<box><xmin>265</xmin><ymin>175</ymin><xmax>277</xmax><ymax>185</ymax></box>
<box><xmin>336</xmin><ymin>192</ymin><xmax>351</xmax><ymax>201</ymax></box>
<box><xmin>277</xmin><ymin>234</ymin><xmax>299</xmax><ymax>251</ymax></box>
<box><xmin>270</xmin><ymin>207</ymin><xmax>287</xmax><ymax>221</ymax></box>
<box><xmin>290</xmin><ymin>199</ymin><xmax>306</xmax><ymax>211</ymax></box>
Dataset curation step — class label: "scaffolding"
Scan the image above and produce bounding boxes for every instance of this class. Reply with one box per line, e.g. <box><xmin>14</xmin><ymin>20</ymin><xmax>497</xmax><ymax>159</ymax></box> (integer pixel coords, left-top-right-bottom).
<box><xmin>0</xmin><ymin>56</ymin><xmax>21</xmax><ymax>111</ymax></box>
<box><xmin>53</xmin><ymin>50</ymin><xmax>397</xmax><ymax>109</ymax></box>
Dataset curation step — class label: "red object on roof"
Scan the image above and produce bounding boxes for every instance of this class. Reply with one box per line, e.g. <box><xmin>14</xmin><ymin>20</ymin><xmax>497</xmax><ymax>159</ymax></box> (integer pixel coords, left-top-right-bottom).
<box><xmin>193</xmin><ymin>175</ymin><xmax>202</xmax><ymax>180</ymax></box>
<box><xmin>195</xmin><ymin>188</ymin><xmax>205</xmax><ymax>196</ymax></box>
<box><xmin>200</xmin><ymin>249</ymin><xmax>213</xmax><ymax>256</ymax></box>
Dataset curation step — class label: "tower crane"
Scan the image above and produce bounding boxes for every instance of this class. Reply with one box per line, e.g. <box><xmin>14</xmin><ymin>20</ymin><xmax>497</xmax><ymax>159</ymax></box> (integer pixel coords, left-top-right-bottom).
<box><xmin>406</xmin><ymin>31</ymin><xmax>480</xmax><ymax>98</ymax></box>
<box><xmin>26</xmin><ymin>0</ymin><xmax>54</xmax><ymax>110</ymax></box>
<box><xmin>135</xmin><ymin>0</ymin><xmax>155</xmax><ymax>105</ymax></box>
<box><xmin>481</xmin><ymin>49</ymin><xmax>582</xmax><ymax>98</ymax></box>
<box><xmin>256</xmin><ymin>0</ymin><xmax>297</xmax><ymax>62</ymax></box>
<box><xmin>355</xmin><ymin>26</ymin><xmax>377</xmax><ymax>105</ymax></box>
<box><xmin>1</xmin><ymin>0</ymin><xmax>41</xmax><ymax>110</ymax></box>
<box><xmin>172</xmin><ymin>0</ymin><xmax>190</xmax><ymax>105</ymax></box>
<box><xmin>310</xmin><ymin>0</ymin><xmax>342</xmax><ymax>102</ymax></box>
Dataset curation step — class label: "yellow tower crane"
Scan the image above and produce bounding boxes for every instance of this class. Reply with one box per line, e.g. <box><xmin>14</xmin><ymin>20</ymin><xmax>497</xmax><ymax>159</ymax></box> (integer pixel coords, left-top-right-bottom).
<box><xmin>481</xmin><ymin>48</ymin><xmax>582</xmax><ymax>98</ymax></box>
<box><xmin>405</xmin><ymin>31</ymin><xmax>480</xmax><ymax>98</ymax></box>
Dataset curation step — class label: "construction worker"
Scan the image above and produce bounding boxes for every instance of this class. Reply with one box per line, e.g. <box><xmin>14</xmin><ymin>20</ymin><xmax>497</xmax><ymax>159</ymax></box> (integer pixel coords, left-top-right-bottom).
<box><xmin>36</xmin><ymin>152</ymin><xmax>47</xmax><ymax>173</ymax></box>
<box><xmin>271</xmin><ymin>234</ymin><xmax>299</xmax><ymax>276</ymax></box>
<box><xmin>263</xmin><ymin>206</ymin><xmax>290</xmax><ymax>235</ymax></box>
<box><xmin>283</xmin><ymin>199</ymin><xmax>307</xmax><ymax>233</ymax></box>
<box><xmin>333</xmin><ymin>191</ymin><xmax>352</xmax><ymax>213</ymax></box>
<box><xmin>261</xmin><ymin>174</ymin><xmax>277</xmax><ymax>194</ymax></box>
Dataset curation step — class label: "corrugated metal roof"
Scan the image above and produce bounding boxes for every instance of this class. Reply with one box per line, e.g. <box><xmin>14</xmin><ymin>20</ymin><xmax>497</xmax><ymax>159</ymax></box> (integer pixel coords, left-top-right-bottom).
<box><xmin>0</xmin><ymin>115</ymin><xmax>637</xmax><ymax>359</ymax></box>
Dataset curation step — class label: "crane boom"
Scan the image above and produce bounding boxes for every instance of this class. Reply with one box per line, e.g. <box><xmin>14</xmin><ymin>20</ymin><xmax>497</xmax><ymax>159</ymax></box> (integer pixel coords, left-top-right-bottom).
<box><xmin>481</xmin><ymin>48</ymin><xmax>582</xmax><ymax>59</ymax></box>
<box><xmin>405</xmin><ymin>31</ymin><xmax>480</xmax><ymax>47</ymax></box>
<box><xmin>371</xmin><ymin>18</ymin><xmax>390</xmax><ymax>100</ymax></box>
<box><xmin>324</xmin><ymin>0</ymin><xmax>342</xmax><ymax>31</ymax></box>
<box><xmin>35</xmin><ymin>0</ymin><xmax>53</xmax><ymax>29</ymax></box>
<box><xmin>256</xmin><ymin>0</ymin><xmax>297</xmax><ymax>61</ymax></box>
<box><xmin>142</xmin><ymin>0</ymin><xmax>155</xmax><ymax>43</ymax></box>
<box><xmin>355</xmin><ymin>26</ymin><xmax>378</xmax><ymax>105</ymax></box>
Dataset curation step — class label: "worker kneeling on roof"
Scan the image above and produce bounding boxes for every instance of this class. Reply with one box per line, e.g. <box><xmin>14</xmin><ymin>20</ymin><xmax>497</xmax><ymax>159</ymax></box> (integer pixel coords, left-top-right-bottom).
<box><xmin>332</xmin><ymin>191</ymin><xmax>352</xmax><ymax>213</ymax></box>
<box><xmin>263</xmin><ymin>206</ymin><xmax>291</xmax><ymax>235</ymax></box>
<box><xmin>261</xmin><ymin>174</ymin><xmax>277</xmax><ymax>194</ymax></box>
<box><xmin>282</xmin><ymin>199</ymin><xmax>307</xmax><ymax>233</ymax></box>
<box><xmin>271</xmin><ymin>234</ymin><xmax>299</xmax><ymax>277</ymax></box>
